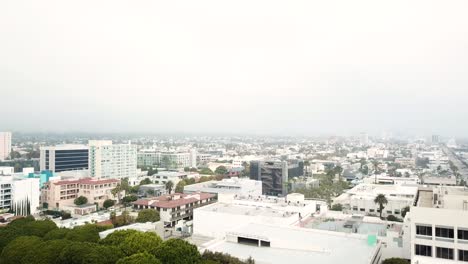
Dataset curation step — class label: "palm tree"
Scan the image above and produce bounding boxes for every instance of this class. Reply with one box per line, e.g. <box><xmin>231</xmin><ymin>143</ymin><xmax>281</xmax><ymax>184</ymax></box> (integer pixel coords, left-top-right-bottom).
<box><xmin>374</xmin><ymin>194</ymin><xmax>388</xmax><ymax>219</ymax></box>
<box><xmin>372</xmin><ymin>160</ymin><xmax>380</xmax><ymax>184</ymax></box>
<box><xmin>165</xmin><ymin>181</ymin><xmax>174</xmax><ymax>194</ymax></box>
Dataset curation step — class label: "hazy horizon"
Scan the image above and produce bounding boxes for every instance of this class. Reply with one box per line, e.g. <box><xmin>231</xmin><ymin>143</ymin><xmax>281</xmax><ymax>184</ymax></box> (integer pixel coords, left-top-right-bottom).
<box><xmin>2</xmin><ymin>0</ymin><xmax>468</xmax><ymax>137</ymax></box>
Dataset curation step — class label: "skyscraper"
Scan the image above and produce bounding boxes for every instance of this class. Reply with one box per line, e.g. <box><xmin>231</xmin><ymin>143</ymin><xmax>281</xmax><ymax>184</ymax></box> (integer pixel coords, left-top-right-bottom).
<box><xmin>432</xmin><ymin>134</ymin><xmax>440</xmax><ymax>144</ymax></box>
<box><xmin>0</xmin><ymin>132</ymin><xmax>12</xmax><ymax>161</ymax></box>
<box><xmin>88</xmin><ymin>140</ymin><xmax>137</xmax><ymax>179</ymax></box>
<box><xmin>360</xmin><ymin>132</ymin><xmax>369</xmax><ymax>146</ymax></box>
<box><xmin>40</xmin><ymin>145</ymin><xmax>89</xmax><ymax>172</ymax></box>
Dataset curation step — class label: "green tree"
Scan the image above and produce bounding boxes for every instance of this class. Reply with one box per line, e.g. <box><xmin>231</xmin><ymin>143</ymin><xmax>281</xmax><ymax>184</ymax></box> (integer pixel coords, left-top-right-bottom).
<box><xmin>382</xmin><ymin>258</ymin><xmax>409</xmax><ymax>264</ymax></box>
<box><xmin>214</xmin><ymin>166</ymin><xmax>228</xmax><ymax>175</ymax></box>
<box><xmin>65</xmin><ymin>224</ymin><xmax>102</xmax><ymax>243</ymax></box>
<box><xmin>140</xmin><ymin>178</ymin><xmax>152</xmax><ymax>185</ymax></box>
<box><xmin>331</xmin><ymin>203</ymin><xmax>343</xmax><ymax>211</ymax></box>
<box><xmin>153</xmin><ymin>238</ymin><xmax>202</xmax><ymax>264</ymax></box>
<box><xmin>200</xmin><ymin>168</ymin><xmax>214</xmax><ymax>175</ymax></box>
<box><xmin>122</xmin><ymin>195</ymin><xmax>138</xmax><ymax>206</ymax></box>
<box><xmin>74</xmin><ymin>196</ymin><xmax>88</xmax><ymax>206</ymax></box>
<box><xmin>175</xmin><ymin>180</ymin><xmax>186</xmax><ymax>193</ymax></box>
<box><xmin>0</xmin><ymin>236</ymin><xmax>43</xmax><ymax>264</ymax></box>
<box><xmin>117</xmin><ymin>252</ymin><xmax>162</xmax><ymax>264</ymax></box>
<box><xmin>202</xmin><ymin>250</ymin><xmax>253</xmax><ymax>264</ymax></box>
<box><xmin>103</xmin><ymin>199</ymin><xmax>116</xmax><ymax>209</ymax></box>
<box><xmin>58</xmin><ymin>242</ymin><xmax>123</xmax><ymax>264</ymax></box>
<box><xmin>387</xmin><ymin>215</ymin><xmax>401</xmax><ymax>222</ymax></box>
<box><xmin>23</xmin><ymin>239</ymin><xmax>72</xmax><ymax>264</ymax></box>
<box><xmin>374</xmin><ymin>194</ymin><xmax>388</xmax><ymax>219</ymax></box>
<box><xmin>136</xmin><ymin>209</ymin><xmax>160</xmax><ymax>223</ymax></box>
<box><xmin>184</xmin><ymin>167</ymin><xmax>190</xmax><ymax>172</ymax></box>
<box><xmin>165</xmin><ymin>181</ymin><xmax>174</xmax><ymax>193</ymax></box>
<box><xmin>100</xmin><ymin>230</ymin><xmax>138</xmax><ymax>246</ymax></box>
<box><xmin>44</xmin><ymin>228</ymin><xmax>71</xmax><ymax>240</ymax></box>
<box><xmin>401</xmin><ymin>206</ymin><xmax>410</xmax><ymax>218</ymax></box>
<box><xmin>119</xmin><ymin>232</ymin><xmax>163</xmax><ymax>256</ymax></box>
<box><xmin>22</xmin><ymin>219</ymin><xmax>58</xmax><ymax>237</ymax></box>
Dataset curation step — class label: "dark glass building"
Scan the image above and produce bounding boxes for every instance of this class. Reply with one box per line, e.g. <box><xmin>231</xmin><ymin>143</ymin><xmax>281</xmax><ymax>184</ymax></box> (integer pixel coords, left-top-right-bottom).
<box><xmin>250</xmin><ymin>159</ymin><xmax>304</xmax><ymax>196</ymax></box>
<box><xmin>40</xmin><ymin>145</ymin><xmax>89</xmax><ymax>172</ymax></box>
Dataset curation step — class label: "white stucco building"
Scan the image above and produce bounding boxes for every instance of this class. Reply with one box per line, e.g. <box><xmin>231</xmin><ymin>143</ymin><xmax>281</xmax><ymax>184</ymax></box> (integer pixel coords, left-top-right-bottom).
<box><xmin>0</xmin><ymin>176</ymin><xmax>40</xmax><ymax>215</ymax></box>
<box><xmin>183</xmin><ymin>178</ymin><xmax>262</xmax><ymax>196</ymax></box>
<box><xmin>0</xmin><ymin>132</ymin><xmax>12</xmax><ymax>161</ymax></box>
<box><xmin>89</xmin><ymin>140</ymin><xmax>137</xmax><ymax>179</ymax></box>
<box><xmin>333</xmin><ymin>183</ymin><xmax>418</xmax><ymax>218</ymax></box>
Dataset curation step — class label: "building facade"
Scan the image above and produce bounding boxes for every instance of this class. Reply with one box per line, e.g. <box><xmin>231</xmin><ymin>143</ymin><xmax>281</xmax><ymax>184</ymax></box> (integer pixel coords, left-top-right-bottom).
<box><xmin>250</xmin><ymin>160</ymin><xmax>304</xmax><ymax>196</ymax></box>
<box><xmin>183</xmin><ymin>178</ymin><xmax>262</xmax><ymax>196</ymax></box>
<box><xmin>41</xmin><ymin>178</ymin><xmax>120</xmax><ymax>210</ymax></box>
<box><xmin>133</xmin><ymin>192</ymin><xmax>216</xmax><ymax>226</ymax></box>
<box><xmin>0</xmin><ymin>176</ymin><xmax>40</xmax><ymax>215</ymax></box>
<box><xmin>410</xmin><ymin>186</ymin><xmax>468</xmax><ymax>263</ymax></box>
<box><xmin>89</xmin><ymin>140</ymin><xmax>137</xmax><ymax>179</ymax></box>
<box><xmin>0</xmin><ymin>132</ymin><xmax>12</xmax><ymax>161</ymax></box>
<box><xmin>40</xmin><ymin>145</ymin><xmax>89</xmax><ymax>172</ymax></box>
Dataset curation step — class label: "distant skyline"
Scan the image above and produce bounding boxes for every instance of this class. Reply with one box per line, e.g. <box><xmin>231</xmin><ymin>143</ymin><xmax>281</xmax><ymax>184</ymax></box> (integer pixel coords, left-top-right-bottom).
<box><xmin>1</xmin><ymin>1</ymin><xmax>468</xmax><ymax>137</ymax></box>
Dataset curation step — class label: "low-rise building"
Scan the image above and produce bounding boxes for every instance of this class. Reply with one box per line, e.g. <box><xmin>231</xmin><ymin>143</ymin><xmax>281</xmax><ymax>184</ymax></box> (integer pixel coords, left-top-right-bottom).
<box><xmin>333</xmin><ymin>183</ymin><xmax>418</xmax><ymax>218</ymax></box>
<box><xmin>193</xmin><ymin>193</ymin><xmax>322</xmax><ymax>239</ymax></box>
<box><xmin>138</xmin><ymin>184</ymin><xmax>167</xmax><ymax>197</ymax></box>
<box><xmin>41</xmin><ymin>178</ymin><xmax>120</xmax><ymax>211</ymax></box>
<box><xmin>133</xmin><ymin>192</ymin><xmax>216</xmax><ymax>227</ymax></box>
<box><xmin>183</xmin><ymin>178</ymin><xmax>262</xmax><ymax>196</ymax></box>
<box><xmin>0</xmin><ymin>176</ymin><xmax>40</xmax><ymax>215</ymax></box>
<box><xmin>153</xmin><ymin>171</ymin><xmax>188</xmax><ymax>187</ymax></box>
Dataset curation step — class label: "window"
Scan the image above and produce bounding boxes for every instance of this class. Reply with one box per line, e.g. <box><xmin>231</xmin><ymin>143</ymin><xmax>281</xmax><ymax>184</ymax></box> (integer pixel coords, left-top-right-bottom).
<box><xmin>436</xmin><ymin>227</ymin><xmax>454</xmax><ymax>239</ymax></box>
<box><xmin>436</xmin><ymin>247</ymin><xmax>454</xmax><ymax>260</ymax></box>
<box><xmin>458</xmin><ymin>229</ymin><xmax>468</xmax><ymax>241</ymax></box>
<box><xmin>386</xmin><ymin>210</ymin><xmax>392</xmax><ymax>214</ymax></box>
<box><xmin>352</xmin><ymin>206</ymin><xmax>358</xmax><ymax>211</ymax></box>
<box><xmin>369</xmin><ymin>209</ymin><xmax>375</xmax><ymax>213</ymax></box>
<box><xmin>416</xmin><ymin>225</ymin><xmax>432</xmax><ymax>236</ymax></box>
<box><xmin>415</xmin><ymin>244</ymin><xmax>432</xmax><ymax>257</ymax></box>
<box><xmin>360</xmin><ymin>208</ymin><xmax>365</xmax><ymax>212</ymax></box>
<box><xmin>460</xmin><ymin>250</ymin><xmax>468</xmax><ymax>262</ymax></box>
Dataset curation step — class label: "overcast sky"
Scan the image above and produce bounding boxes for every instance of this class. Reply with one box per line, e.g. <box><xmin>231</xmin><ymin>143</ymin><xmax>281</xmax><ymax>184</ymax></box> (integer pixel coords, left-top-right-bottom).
<box><xmin>1</xmin><ymin>0</ymin><xmax>468</xmax><ymax>137</ymax></box>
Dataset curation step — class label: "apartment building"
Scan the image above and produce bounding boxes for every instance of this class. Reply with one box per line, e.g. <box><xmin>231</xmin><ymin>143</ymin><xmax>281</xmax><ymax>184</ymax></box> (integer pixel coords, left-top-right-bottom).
<box><xmin>410</xmin><ymin>186</ymin><xmax>468</xmax><ymax>263</ymax></box>
<box><xmin>137</xmin><ymin>150</ymin><xmax>197</xmax><ymax>169</ymax></box>
<box><xmin>0</xmin><ymin>176</ymin><xmax>40</xmax><ymax>215</ymax></box>
<box><xmin>133</xmin><ymin>192</ymin><xmax>216</xmax><ymax>226</ymax></box>
<box><xmin>0</xmin><ymin>132</ymin><xmax>12</xmax><ymax>161</ymax></box>
<box><xmin>41</xmin><ymin>178</ymin><xmax>120</xmax><ymax>211</ymax></box>
<box><xmin>334</xmin><ymin>183</ymin><xmax>418</xmax><ymax>218</ymax></box>
<box><xmin>89</xmin><ymin>140</ymin><xmax>137</xmax><ymax>179</ymax></box>
<box><xmin>40</xmin><ymin>144</ymin><xmax>89</xmax><ymax>172</ymax></box>
<box><xmin>153</xmin><ymin>171</ymin><xmax>188</xmax><ymax>187</ymax></box>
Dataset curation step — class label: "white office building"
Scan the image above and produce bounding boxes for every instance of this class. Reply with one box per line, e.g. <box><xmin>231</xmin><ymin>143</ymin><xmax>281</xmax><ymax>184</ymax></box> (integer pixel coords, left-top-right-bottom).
<box><xmin>0</xmin><ymin>132</ymin><xmax>12</xmax><ymax>161</ymax></box>
<box><xmin>333</xmin><ymin>183</ymin><xmax>418</xmax><ymax>218</ymax></box>
<box><xmin>410</xmin><ymin>186</ymin><xmax>468</xmax><ymax>263</ymax></box>
<box><xmin>89</xmin><ymin>140</ymin><xmax>137</xmax><ymax>179</ymax></box>
<box><xmin>183</xmin><ymin>178</ymin><xmax>262</xmax><ymax>196</ymax></box>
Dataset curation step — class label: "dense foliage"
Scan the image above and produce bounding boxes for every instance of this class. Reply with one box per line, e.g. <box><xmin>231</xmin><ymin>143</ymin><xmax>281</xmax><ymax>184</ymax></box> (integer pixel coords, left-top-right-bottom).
<box><xmin>0</xmin><ymin>217</ymin><xmax>254</xmax><ymax>264</ymax></box>
<box><xmin>382</xmin><ymin>258</ymin><xmax>409</xmax><ymax>264</ymax></box>
<box><xmin>136</xmin><ymin>209</ymin><xmax>160</xmax><ymax>223</ymax></box>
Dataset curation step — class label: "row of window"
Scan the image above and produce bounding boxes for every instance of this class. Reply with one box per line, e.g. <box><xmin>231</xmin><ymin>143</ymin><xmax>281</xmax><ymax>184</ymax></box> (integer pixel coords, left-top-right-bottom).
<box><xmin>416</xmin><ymin>225</ymin><xmax>468</xmax><ymax>240</ymax></box>
<box><xmin>352</xmin><ymin>207</ymin><xmax>401</xmax><ymax>215</ymax></box>
<box><xmin>415</xmin><ymin>244</ymin><xmax>468</xmax><ymax>261</ymax></box>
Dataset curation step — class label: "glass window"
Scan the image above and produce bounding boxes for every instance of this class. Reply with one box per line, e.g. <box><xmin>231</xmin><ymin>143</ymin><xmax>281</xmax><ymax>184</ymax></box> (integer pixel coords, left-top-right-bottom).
<box><xmin>436</xmin><ymin>247</ymin><xmax>454</xmax><ymax>260</ymax></box>
<box><xmin>458</xmin><ymin>229</ymin><xmax>468</xmax><ymax>241</ymax></box>
<box><xmin>415</xmin><ymin>244</ymin><xmax>432</xmax><ymax>257</ymax></box>
<box><xmin>459</xmin><ymin>250</ymin><xmax>468</xmax><ymax>262</ymax></box>
<box><xmin>436</xmin><ymin>227</ymin><xmax>454</xmax><ymax>239</ymax></box>
<box><xmin>416</xmin><ymin>225</ymin><xmax>432</xmax><ymax>236</ymax></box>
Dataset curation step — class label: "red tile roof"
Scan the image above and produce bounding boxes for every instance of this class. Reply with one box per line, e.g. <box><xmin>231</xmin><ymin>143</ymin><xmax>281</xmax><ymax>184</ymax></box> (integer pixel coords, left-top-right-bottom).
<box><xmin>133</xmin><ymin>193</ymin><xmax>215</xmax><ymax>208</ymax></box>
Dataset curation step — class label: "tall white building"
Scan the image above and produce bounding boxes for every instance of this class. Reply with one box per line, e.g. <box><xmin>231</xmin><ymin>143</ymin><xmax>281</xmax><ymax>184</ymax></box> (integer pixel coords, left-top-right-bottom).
<box><xmin>360</xmin><ymin>132</ymin><xmax>369</xmax><ymax>146</ymax></box>
<box><xmin>0</xmin><ymin>132</ymin><xmax>12</xmax><ymax>161</ymax></box>
<box><xmin>88</xmin><ymin>140</ymin><xmax>137</xmax><ymax>179</ymax></box>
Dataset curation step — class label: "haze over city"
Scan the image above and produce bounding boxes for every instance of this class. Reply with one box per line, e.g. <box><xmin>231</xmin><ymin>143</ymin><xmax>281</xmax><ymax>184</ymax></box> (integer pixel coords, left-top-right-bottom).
<box><xmin>2</xmin><ymin>0</ymin><xmax>468</xmax><ymax>136</ymax></box>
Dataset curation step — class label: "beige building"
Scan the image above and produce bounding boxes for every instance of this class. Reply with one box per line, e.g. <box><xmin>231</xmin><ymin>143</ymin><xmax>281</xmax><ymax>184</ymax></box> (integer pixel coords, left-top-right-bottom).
<box><xmin>41</xmin><ymin>178</ymin><xmax>120</xmax><ymax>211</ymax></box>
<box><xmin>0</xmin><ymin>132</ymin><xmax>12</xmax><ymax>161</ymax></box>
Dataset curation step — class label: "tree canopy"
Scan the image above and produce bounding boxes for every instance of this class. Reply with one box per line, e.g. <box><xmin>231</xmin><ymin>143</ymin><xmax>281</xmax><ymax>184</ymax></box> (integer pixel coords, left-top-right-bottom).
<box><xmin>74</xmin><ymin>196</ymin><xmax>88</xmax><ymax>206</ymax></box>
<box><xmin>136</xmin><ymin>209</ymin><xmax>160</xmax><ymax>223</ymax></box>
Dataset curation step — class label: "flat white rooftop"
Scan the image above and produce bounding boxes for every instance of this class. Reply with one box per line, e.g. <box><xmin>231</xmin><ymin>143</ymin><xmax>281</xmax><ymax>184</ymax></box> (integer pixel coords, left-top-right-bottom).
<box><xmin>203</xmin><ymin>223</ymin><xmax>379</xmax><ymax>264</ymax></box>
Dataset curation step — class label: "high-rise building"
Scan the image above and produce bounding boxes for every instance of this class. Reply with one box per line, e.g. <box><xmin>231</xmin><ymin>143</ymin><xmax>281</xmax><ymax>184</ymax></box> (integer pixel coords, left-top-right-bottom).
<box><xmin>432</xmin><ymin>134</ymin><xmax>440</xmax><ymax>144</ymax></box>
<box><xmin>40</xmin><ymin>145</ymin><xmax>89</xmax><ymax>172</ymax></box>
<box><xmin>89</xmin><ymin>140</ymin><xmax>137</xmax><ymax>179</ymax></box>
<box><xmin>360</xmin><ymin>132</ymin><xmax>369</xmax><ymax>146</ymax></box>
<box><xmin>137</xmin><ymin>150</ymin><xmax>198</xmax><ymax>169</ymax></box>
<box><xmin>249</xmin><ymin>159</ymin><xmax>304</xmax><ymax>196</ymax></box>
<box><xmin>0</xmin><ymin>132</ymin><xmax>12</xmax><ymax>161</ymax></box>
